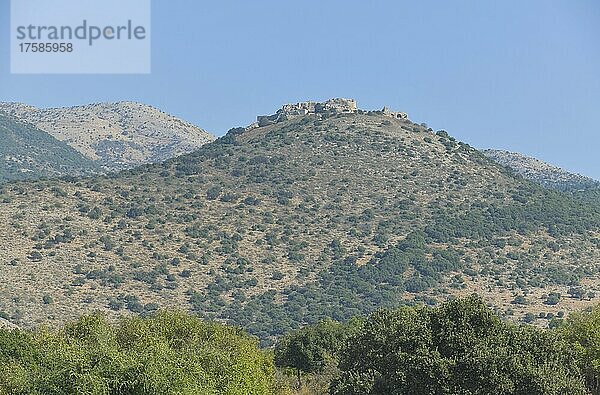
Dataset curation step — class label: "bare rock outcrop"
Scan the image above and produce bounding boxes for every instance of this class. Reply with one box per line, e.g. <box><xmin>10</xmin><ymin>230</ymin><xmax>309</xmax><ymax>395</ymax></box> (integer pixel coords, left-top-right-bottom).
<box><xmin>0</xmin><ymin>317</ymin><xmax>19</xmax><ymax>330</ymax></box>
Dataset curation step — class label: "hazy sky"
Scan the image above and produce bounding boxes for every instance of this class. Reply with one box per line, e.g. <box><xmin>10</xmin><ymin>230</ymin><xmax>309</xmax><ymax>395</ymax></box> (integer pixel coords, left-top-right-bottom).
<box><xmin>1</xmin><ymin>0</ymin><xmax>599</xmax><ymax>179</ymax></box>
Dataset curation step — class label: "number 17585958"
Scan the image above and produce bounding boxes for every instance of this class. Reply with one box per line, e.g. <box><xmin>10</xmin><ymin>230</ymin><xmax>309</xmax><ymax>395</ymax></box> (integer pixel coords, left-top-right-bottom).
<box><xmin>19</xmin><ymin>43</ymin><xmax>73</xmax><ymax>53</ymax></box>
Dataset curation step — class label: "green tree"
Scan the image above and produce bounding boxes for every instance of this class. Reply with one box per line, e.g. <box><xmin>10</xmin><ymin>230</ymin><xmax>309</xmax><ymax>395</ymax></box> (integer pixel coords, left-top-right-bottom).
<box><xmin>561</xmin><ymin>306</ymin><xmax>600</xmax><ymax>394</ymax></box>
<box><xmin>275</xmin><ymin>319</ymin><xmax>351</xmax><ymax>388</ymax></box>
<box><xmin>331</xmin><ymin>295</ymin><xmax>586</xmax><ymax>395</ymax></box>
<box><xmin>0</xmin><ymin>311</ymin><xmax>275</xmax><ymax>394</ymax></box>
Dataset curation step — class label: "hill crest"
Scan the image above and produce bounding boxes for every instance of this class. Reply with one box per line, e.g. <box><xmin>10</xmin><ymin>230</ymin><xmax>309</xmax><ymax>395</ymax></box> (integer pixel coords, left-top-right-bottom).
<box><xmin>0</xmin><ymin>101</ymin><xmax>215</xmax><ymax>171</ymax></box>
<box><xmin>483</xmin><ymin>149</ymin><xmax>599</xmax><ymax>191</ymax></box>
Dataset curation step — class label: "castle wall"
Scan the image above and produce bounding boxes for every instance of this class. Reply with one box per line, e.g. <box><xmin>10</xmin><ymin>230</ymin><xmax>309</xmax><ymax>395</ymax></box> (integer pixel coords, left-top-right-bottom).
<box><xmin>256</xmin><ymin>99</ymin><xmax>406</xmax><ymax>127</ymax></box>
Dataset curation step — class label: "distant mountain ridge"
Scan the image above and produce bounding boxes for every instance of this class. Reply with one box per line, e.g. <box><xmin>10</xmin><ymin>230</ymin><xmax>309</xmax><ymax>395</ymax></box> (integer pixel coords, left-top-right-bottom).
<box><xmin>0</xmin><ymin>101</ymin><xmax>215</xmax><ymax>172</ymax></box>
<box><xmin>0</xmin><ymin>113</ymin><xmax>99</xmax><ymax>183</ymax></box>
<box><xmin>482</xmin><ymin>149</ymin><xmax>599</xmax><ymax>191</ymax></box>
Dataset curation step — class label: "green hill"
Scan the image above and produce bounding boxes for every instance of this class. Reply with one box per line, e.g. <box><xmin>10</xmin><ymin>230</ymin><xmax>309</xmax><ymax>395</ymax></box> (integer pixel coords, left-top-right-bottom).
<box><xmin>0</xmin><ymin>103</ymin><xmax>599</xmax><ymax>343</ymax></box>
<box><xmin>0</xmin><ymin>114</ymin><xmax>99</xmax><ymax>182</ymax></box>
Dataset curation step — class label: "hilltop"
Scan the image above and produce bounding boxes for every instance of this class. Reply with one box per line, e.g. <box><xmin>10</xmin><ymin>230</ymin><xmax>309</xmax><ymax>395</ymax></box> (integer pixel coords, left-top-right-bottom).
<box><xmin>483</xmin><ymin>149</ymin><xmax>599</xmax><ymax>191</ymax></box>
<box><xmin>0</xmin><ymin>101</ymin><xmax>215</xmax><ymax>172</ymax></box>
<box><xmin>0</xmin><ymin>99</ymin><xmax>598</xmax><ymax>342</ymax></box>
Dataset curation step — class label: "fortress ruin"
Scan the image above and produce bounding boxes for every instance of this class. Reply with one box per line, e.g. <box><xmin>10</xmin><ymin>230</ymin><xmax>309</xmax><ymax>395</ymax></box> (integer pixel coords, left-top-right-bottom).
<box><xmin>255</xmin><ymin>98</ymin><xmax>407</xmax><ymax>127</ymax></box>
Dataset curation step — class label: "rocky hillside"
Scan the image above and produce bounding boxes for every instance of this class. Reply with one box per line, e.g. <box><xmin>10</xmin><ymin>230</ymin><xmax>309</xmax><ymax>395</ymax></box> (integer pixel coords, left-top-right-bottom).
<box><xmin>0</xmin><ymin>114</ymin><xmax>99</xmax><ymax>182</ymax></box>
<box><xmin>0</xmin><ymin>102</ymin><xmax>215</xmax><ymax>171</ymax></box>
<box><xmin>483</xmin><ymin>149</ymin><xmax>599</xmax><ymax>191</ymax></box>
<box><xmin>0</xmin><ymin>100</ymin><xmax>598</xmax><ymax>342</ymax></box>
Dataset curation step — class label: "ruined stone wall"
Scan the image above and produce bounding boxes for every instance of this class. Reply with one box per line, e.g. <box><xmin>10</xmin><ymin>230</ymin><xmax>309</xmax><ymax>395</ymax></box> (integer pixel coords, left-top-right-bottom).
<box><xmin>256</xmin><ymin>98</ymin><xmax>406</xmax><ymax>127</ymax></box>
<box><xmin>381</xmin><ymin>106</ymin><xmax>408</xmax><ymax>119</ymax></box>
<box><xmin>257</xmin><ymin>98</ymin><xmax>357</xmax><ymax>126</ymax></box>
<box><xmin>315</xmin><ymin>98</ymin><xmax>357</xmax><ymax>114</ymax></box>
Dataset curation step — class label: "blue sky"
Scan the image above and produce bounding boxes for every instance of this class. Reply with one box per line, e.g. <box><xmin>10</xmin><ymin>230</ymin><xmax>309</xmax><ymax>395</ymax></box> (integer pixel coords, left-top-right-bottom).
<box><xmin>1</xmin><ymin>0</ymin><xmax>599</xmax><ymax>179</ymax></box>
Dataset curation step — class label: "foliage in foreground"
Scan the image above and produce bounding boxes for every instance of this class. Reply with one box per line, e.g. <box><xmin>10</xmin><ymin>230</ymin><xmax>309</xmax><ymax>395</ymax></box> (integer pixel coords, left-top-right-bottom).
<box><xmin>4</xmin><ymin>298</ymin><xmax>600</xmax><ymax>394</ymax></box>
<box><xmin>561</xmin><ymin>306</ymin><xmax>600</xmax><ymax>395</ymax></box>
<box><xmin>0</xmin><ymin>311</ymin><xmax>274</xmax><ymax>395</ymax></box>
<box><xmin>277</xmin><ymin>296</ymin><xmax>589</xmax><ymax>395</ymax></box>
<box><xmin>331</xmin><ymin>296</ymin><xmax>585</xmax><ymax>394</ymax></box>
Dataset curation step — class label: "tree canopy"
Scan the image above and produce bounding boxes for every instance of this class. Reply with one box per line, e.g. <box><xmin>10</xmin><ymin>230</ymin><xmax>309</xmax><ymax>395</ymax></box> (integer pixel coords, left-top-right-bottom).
<box><xmin>0</xmin><ymin>311</ymin><xmax>274</xmax><ymax>395</ymax></box>
<box><xmin>331</xmin><ymin>296</ymin><xmax>587</xmax><ymax>395</ymax></box>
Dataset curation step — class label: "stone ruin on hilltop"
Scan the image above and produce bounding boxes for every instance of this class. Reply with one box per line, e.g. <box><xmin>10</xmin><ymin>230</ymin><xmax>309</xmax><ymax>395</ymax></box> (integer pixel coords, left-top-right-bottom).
<box><xmin>254</xmin><ymin>98</ymin><xmax>408</xmax><ymax>127</ymax></box>
<box><xmin>380</xmin><ymin>106</ymin><xmax>408</xmax><ymax>120</ymax></box>
<box><xmin>256</xmin><ymin>98</ymin><xmax>357</xmax><ymax>127</ymax></box>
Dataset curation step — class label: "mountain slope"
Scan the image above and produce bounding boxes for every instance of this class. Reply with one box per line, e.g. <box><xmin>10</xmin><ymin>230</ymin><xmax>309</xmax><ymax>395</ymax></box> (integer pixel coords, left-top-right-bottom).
<box><xmin>0</xmin><ymin>102</ymin><xmax>215</xmax><ymax>171</ymax></box>
<box><xmin>0</xmin><ymin>101</ymin><xmax>598</xmax><ymax>341</ymax></box>
<box><xmin>483</xmin><ymin>149</ymin><xmax>599</xmax><ymax>191</ymax></box>
<box><xmin>0</xmin><ymin>114</ymin><xmax>99</xmax><ymax>182</ymax></box>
